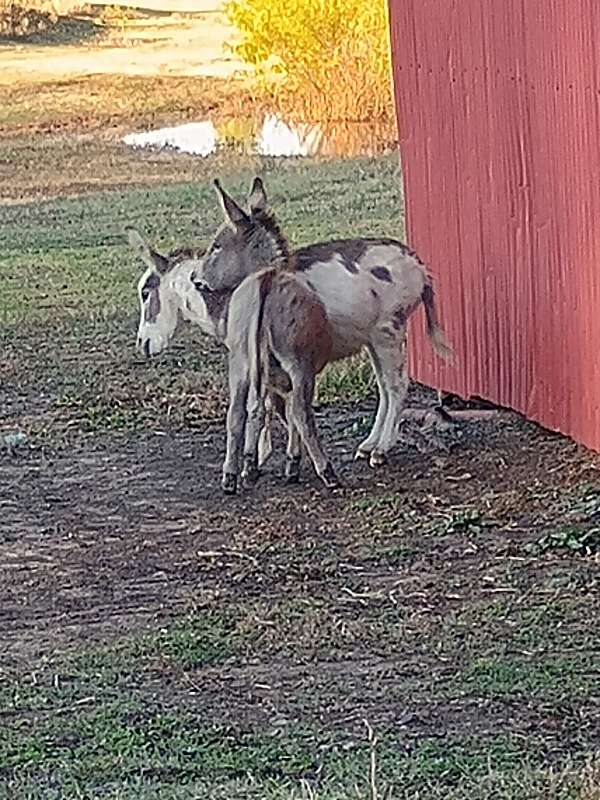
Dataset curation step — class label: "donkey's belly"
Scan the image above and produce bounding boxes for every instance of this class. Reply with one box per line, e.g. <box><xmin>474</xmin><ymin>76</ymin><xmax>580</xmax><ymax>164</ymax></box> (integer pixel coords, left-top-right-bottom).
<box><xmin>327</xmin><ymin>318</ymin><xmax>369</xmax><ymax>360</ymax></box>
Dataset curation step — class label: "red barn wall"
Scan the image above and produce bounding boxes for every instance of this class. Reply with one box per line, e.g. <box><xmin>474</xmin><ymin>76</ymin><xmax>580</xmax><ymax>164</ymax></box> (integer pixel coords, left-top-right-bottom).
<box><xmin>388</xmin><ymin>0</ymin><xmax>600</xmax><ymax>450</ymax></box>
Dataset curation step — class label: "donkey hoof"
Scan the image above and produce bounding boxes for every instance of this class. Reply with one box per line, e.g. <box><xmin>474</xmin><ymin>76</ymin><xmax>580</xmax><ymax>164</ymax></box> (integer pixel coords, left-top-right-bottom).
<box><xmin>354</xmin><ymin>447</ymin><xmax>371</xmax><ymax>461</ymax></box>
<box><xmin>222</xmin><ymin>473</ymin><xmax>238</xmax><ymax>494</ymax></box>
<box><xmin>241</xmin><ymin>466</ymin><xmax>260</xmax><ymax>488</ymax></box>
<box><xmin>284</xmin><ymin>456</ymin><xmax>301</xmax><ymax>484</ymax></box>
<box><xmin>320</xmin><ymin>462</ymin><xmax>340</xmax><ymax>490</ymax></box>
<box><xmin>369</xmin><ymin>451</ymin><xmax>387</xmax><ymax>468</ymax></box>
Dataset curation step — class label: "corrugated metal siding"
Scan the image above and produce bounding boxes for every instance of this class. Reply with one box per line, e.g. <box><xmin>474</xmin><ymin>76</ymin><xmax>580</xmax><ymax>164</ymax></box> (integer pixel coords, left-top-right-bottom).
<box><xmin>388</xmin><ymin>0</ymin><xmax>600</xmax><ymax>450</ymax></box>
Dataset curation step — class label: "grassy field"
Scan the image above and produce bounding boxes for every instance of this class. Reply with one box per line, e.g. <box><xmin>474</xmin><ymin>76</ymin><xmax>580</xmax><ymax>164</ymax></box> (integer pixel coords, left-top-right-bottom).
<box><xmin>0</xmin><ymin>50</ymin><xmax>599</xmax><ymax>800</ymax></box>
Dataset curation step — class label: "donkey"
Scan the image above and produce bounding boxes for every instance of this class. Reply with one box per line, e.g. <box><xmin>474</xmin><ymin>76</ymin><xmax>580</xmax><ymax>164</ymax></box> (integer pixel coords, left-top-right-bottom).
<box><xmin>126</xmin><ymin>229</ymin><xmax>216</xmax><ymax>355</ymax></box>
<box><xmin>221</xmin><ymin>253</ymin><xmax>338</xmax><ymax>494</ymax></box>
<box><xmin>127</xmin><ymin>225</ymin><xmax>282</xmax><ymax>470</ymax></box>
<box><xmin>192</xmin><ymin>177</ymin><xmax>454</xmax><ymax>468</ymax></box>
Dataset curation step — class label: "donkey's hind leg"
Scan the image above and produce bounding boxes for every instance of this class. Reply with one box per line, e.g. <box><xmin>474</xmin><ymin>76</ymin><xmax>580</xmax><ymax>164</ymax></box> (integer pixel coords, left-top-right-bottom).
<box><xmin>287</xmin><ymin>373</ymin><xmax>338</xmax><ymax>489</ymax></box>
<box><xmin>223</xmin><ymin>357</ymin><xmax>249</xmax><ymax>494</ymax></box>
<box><xmin>355</xmin><ymin>343</ymin><xmax>390</xmax><ymax>461</ymax></box>
<box><xmin>241</xmin><ymin>382</ymin><xmax>268</xmax><ymax>487</ymax></box>
<box><xmin>367</xmin><ymin>330</ymin><xmax>409</xmax><ymax>468</ymax></box>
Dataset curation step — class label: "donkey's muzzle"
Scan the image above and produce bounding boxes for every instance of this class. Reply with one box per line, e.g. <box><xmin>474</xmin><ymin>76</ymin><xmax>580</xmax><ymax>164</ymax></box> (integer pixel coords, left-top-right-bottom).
<box><xmin>193</xmin><ymin>278</ymin><xmax>210</xmax><ymax>294</ymax></box>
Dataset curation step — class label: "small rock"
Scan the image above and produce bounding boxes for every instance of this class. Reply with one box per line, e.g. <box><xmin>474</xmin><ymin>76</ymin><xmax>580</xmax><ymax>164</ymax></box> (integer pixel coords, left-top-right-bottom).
<box><xmin>4</xmin><ymin>432</ymin><xmax>28</xmax><ymax>450</ymax></box>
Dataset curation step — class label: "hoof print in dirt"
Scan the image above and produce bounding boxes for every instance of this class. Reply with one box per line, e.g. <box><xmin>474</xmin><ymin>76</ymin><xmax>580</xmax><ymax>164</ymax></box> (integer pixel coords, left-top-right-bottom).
<box><xmin>221</xmin><ymin>473</ymin><xmax>238</xmax><ymax>494</ymax></box>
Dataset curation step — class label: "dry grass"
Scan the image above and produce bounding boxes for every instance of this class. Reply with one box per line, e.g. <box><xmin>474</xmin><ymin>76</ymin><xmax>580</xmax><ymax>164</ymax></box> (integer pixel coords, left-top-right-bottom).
<box><xmin>0</xmin><ymin>74</ymin><xmax>258</xmax><ymax>135</ymax></box>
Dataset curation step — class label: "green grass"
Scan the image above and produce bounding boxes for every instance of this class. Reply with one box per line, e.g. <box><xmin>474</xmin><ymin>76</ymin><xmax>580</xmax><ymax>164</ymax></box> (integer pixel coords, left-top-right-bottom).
<box><xmin>3</xmin><ymin>681</ymin><xmax>598</xmax><ymax>800</ymax></box>
<box><xmin>2</xmin><ymin>567</ymin><xmax>598</xmax><ymax>798</ymax></box>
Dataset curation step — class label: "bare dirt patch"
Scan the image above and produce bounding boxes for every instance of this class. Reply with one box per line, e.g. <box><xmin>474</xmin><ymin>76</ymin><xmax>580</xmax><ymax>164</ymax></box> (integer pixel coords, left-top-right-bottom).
<box><xmin>2</xmin><ymin>385</ymin><xmax>599</xmax><ymax>669</ymax></box>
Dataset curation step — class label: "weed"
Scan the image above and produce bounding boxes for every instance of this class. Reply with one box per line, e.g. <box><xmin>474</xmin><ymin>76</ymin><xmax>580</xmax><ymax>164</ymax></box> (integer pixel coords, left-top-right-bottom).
<box><xmin>526</xmin><ymin>527</ymin><xmax>600</xmax><ymax>557</ymax></box>
<box><xmin>225</xmin><ymin>0</ymin><xmax>393</xmax><ymax>125</ymax></box>
<box><xmin>351</xmin><ymin>493</ymin><xmax>406</xmax><ymax>514</ymax></box>
<box><xmin>316</xmin><ymin>355</ymin><xmax>376</xmax><ymax>405</ymax></box>
<box><xmin>439</xmin><ymin>508</ymin><xmax>489</xmax><ymax>536</ymax></box>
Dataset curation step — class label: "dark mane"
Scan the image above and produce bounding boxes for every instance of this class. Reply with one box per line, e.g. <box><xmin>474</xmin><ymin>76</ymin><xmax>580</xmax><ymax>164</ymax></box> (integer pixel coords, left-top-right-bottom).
<box><xmin>250</xmin><ymin>209</ymin><xmax>292</xmax><ymax>268</ymax></box>
<box><xmin>168</xmin><ymin>246</ymin><xmax>206</xmax><ymax>265</ymax></box>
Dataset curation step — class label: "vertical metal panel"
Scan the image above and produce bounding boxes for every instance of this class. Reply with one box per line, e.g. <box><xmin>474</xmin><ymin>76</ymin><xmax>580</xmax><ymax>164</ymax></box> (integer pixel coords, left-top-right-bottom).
<box><xmin>388</xmin><ymin>0</ymin><xmax>600</xmax><ymax>450</ymax></box>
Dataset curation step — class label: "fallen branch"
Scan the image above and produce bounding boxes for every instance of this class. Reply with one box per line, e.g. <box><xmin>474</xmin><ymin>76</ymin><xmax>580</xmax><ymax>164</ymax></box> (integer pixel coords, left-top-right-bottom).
<box><xmin>400</xmin><ymin>406</ymin><xmax>512</xmax><ymax>424</ymax></box>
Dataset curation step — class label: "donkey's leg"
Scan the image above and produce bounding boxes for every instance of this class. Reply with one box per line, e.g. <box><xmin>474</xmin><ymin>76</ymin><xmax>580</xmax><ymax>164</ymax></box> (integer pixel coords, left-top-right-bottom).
<box><xmin>222</xmin><ymin>359</ymin><xmax>249</xmax><ymax>494</ymax></box>
<box><xmin>258</xmin><ymin>392</ymin><xmax>288</xmax><ymax>466</ymax></box>
<box><xmin>368</xmin><ymin>331</ymin><xmax>409</xmax><ymax>468</ymax></box>
<box><xmin>241</xmin><ymin>382</ymin><xmax>267</xmax><ymax>487</ymax></box>
<box><xmin>287</xmin><ymin>374</ymin><xmax>338</xmax><ymax>489</ymax></box>
<box><xmin>257</xmin><ymin>394</ymin><xmax>274</xmax><ymax>468</ymax></box>
<box><xmin>355</xmin><ymin>343</ymin><xmax>390</xmax><ymax>461</ymax></box>
<box><xmin>283</xmin><ymin>395</ymin><xmax>302</xmax><ymax>484</ymax></box>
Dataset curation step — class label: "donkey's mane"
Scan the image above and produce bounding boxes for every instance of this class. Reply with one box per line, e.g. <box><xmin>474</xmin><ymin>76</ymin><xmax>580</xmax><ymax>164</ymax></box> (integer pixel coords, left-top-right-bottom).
<box><xmin>168</xmin><ymin>246</ymin><xmax>206</xmax><ymax>266</ymax></box>
<box><xmin>250</xmin><ymin>210</ymin><xmax>292</xmax><ymax>269</ymax></box>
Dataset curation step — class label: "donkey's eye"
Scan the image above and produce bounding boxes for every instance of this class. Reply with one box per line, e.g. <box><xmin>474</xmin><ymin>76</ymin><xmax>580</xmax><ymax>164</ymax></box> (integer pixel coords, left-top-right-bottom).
<box><xmin>141</xmin><ymin>289</ymin><xmax>150</xmax><ymax>302</ymax></box>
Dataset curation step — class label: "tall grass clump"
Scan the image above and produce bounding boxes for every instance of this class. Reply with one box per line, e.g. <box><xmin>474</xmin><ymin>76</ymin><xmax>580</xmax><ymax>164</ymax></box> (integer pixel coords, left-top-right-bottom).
<box><xmin>224</xmin><ymin>0</ymin><xmax>394</xmax><ymax>125</ymax></box>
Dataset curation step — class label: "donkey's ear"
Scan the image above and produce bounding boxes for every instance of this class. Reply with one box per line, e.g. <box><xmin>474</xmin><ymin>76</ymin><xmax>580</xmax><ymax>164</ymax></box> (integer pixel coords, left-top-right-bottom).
<box><xmin>125</xmin><ymin>227</ymin><xmax>169</xmax><ymax>274</ymax></box>
<box><xmin>213</xmin><ymin>179</ymin><xmax>250</xmax><ymax>230</ymax></box>
<box><xmin>247</xmin><ymin>176</ymin><xmax>267</xmax><ymax>215</ymax></box>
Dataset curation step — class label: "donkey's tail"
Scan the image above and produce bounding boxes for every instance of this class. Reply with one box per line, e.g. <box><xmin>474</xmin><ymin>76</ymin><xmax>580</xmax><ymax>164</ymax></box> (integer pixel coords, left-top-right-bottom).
<box><xmin>421</xmin><ymin>279</ymin><xmax>454</xmax><ymax>362</ymax></box>
<box><xmin>253</xmin><ymin>270</ymin><xmax>275</xmax><ymax>397</ymax></box>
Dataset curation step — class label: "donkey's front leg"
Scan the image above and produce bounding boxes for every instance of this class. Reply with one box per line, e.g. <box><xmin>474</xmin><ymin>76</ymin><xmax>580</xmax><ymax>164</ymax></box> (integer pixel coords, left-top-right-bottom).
<box><xmin>258</xmin><ymin>392</ymin><xmax>287</xmax><ymax>467</ymax></box>
<box><xmin>222</xmin><ymin>364</ymin><xmax>249</xmax><ymax>494</ymax></box>
<box><xmin>257</xmin><ymin>394</ymin><xmax>275</xmax><ymax>468</ymax></box>
<box><xmin>284</xmin><ymin>395</ymin><xmax>301</xmax><ymax>484</ymax></box>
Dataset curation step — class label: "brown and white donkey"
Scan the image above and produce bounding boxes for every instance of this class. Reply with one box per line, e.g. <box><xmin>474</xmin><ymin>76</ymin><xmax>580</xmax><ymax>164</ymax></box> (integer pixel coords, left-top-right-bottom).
<box><xmin>128</xmin><ymin>176</ymin><xmax>453</xmax><ymax>475</ymax></box>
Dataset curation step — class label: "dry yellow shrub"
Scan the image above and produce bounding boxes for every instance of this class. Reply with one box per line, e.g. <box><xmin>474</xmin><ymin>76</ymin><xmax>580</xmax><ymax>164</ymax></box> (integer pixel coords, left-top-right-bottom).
<box><xmin>224</xmin><ymin>0</ymin><xmax>394</xmax><ymax>124</ymax></box>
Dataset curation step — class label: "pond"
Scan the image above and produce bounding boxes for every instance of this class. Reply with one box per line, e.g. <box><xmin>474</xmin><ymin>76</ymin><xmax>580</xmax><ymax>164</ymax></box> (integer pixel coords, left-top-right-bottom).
<box><xmin>123</xmin><ymin>114</ymin><xmax>398</xmax><ymax>158</ymax></box>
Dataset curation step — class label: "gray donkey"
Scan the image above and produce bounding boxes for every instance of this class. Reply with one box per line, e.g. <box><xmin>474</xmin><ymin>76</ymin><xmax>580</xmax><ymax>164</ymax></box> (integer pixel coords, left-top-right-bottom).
<box><xmin>219</xmin><ymin>225</ymin><xmax>338</xmax><ymax>493</ymax></box>
<box><xmin>191</xmin><ymin>176</ymin><xmax>453</xmax><ymax>468</ymax></box>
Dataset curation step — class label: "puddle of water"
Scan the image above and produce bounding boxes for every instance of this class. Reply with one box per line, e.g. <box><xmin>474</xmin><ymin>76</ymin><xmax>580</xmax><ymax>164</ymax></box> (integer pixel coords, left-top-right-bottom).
<box><xmin>257</xmin><ymin>114</ymin><xmax>324</xmax><ymax>157</ymax></box>
<box><xmin>122</xmin><ymin>121</ymin><xmax>217</xmax><ymax>156</ymax></box>
<box><xmin>123</xmin><ymin>114</ymin><xmax>396</xmax><ymax>158</ymax></box>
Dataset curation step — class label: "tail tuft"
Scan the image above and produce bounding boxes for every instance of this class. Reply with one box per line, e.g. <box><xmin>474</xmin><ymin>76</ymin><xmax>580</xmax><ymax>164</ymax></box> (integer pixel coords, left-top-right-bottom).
<box><xmin>422</xmin><ymin>281</ymin><xmax>455</xmax><ymax>363</ymax></box>
<box><xmin>429</xmin><ymin>326</ymin><xmax>455</xmax><ymax>362</ymax></box>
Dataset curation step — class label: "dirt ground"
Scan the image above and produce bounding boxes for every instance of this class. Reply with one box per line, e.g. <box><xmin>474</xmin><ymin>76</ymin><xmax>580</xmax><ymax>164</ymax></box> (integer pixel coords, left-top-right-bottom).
<box><xmin>0</xmin><ymin>3</ymin><xmax>243</xmax><ymax>86</ymax></box>
<box><xmin>2</xmin><ymin>371</ymin><xmax>599</xmax><ymax>671</ymax></box>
